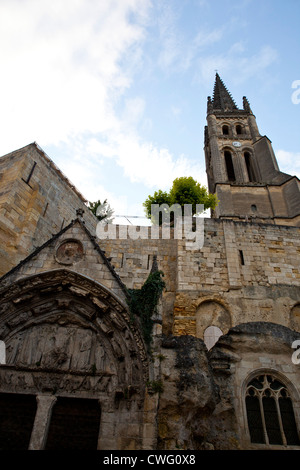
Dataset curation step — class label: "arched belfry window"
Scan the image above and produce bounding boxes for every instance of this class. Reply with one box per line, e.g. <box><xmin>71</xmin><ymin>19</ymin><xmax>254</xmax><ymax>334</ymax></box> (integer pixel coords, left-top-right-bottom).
<box><xmin>246</xmin><ymin>374</ymin><xmax>300</xmax><ymax>446</ymax></box>
<box><xmin>236</xmin><ymin>124</ymin><xmax>243</xmax><ymax>135</ymax></box>
<box><xmin>244</xmin><ymin>151</ymin><xmax>255</xmax><ymax>182</ymax></box>
<box><xmin>224</xmin><ymin>150</ymin><xmax>235</xmax><ymax>182</ymax></box>
<box><xmin>222</xmin><ymin>125</ymin><xmax>229</xmax><ymax>135</ymax></box>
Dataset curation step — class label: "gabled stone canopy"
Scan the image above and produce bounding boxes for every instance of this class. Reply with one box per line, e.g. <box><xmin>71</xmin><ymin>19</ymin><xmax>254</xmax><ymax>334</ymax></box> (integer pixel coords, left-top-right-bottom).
<box><xmin>0</xmin><ymin>211</ymin><xmax>128</xmax><ymax>303</ymax></box>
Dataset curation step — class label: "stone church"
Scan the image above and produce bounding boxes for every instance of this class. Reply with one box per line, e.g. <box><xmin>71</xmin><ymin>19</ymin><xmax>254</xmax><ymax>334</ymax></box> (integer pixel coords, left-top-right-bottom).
<box><xmin>0</xmin><ymin>74</ymin><xmax>300</xmax><ymax>450</ymax></box>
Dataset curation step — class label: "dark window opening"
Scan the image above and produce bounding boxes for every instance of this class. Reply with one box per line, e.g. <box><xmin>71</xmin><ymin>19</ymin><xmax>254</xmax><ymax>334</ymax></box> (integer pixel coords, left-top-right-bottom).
<box><xmin>279</xmin><ymin>396</ymin><xmax>300</xmax><ymax>445</ymax></box>
<box><xmin>236</xmin><ymin>124</ymin><xmax>242</xmax><ymax>135</ymax></box>
<box><xmin>246</xmin><ymin>395</ymin><xmax>265</xmax><ymax>444</ymax></box>
<box><xmin>0</xmin><ymin>393</ymin><xmax>37</xmax><ymax>450</ymax></box>
<box><xmin>224</xmin><ymin>151</ymin><xmax>235</xmax><ymax>182</ymax></box>
<box><xmin>239</xmin><ymin>250</ymin><xmax>245</xmax><ymax>265</ymax></box>
<box><xmin>244</xmin><ymin>152</ymin><xmax>256</xmax><ymax>182</ymax></box>
<box><xmin>246</xmin><ymin>374</ymin><xmax>300</xmax><ymax>446</ymax></box>
<box><xmin>263</xmin><ymin>396</ymin><xmax>282</xmax><ymax>445</ymax></box>
<box><xmin>222</xmin><ymin>125</ymin><xmax>229</xmax><ymax>135</ymax></box>
<box><xmin>45</xmin><ymin>397</ymin><xmax>101</xmax><ymax>450</ymax></box>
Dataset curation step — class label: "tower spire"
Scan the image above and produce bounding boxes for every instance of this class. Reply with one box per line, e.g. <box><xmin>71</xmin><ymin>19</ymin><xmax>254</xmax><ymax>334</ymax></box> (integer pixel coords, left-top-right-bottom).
<box><xmin>211</xmin><ymin>73</ymin><xmax>238</xmax><ymax>111</ymax></box>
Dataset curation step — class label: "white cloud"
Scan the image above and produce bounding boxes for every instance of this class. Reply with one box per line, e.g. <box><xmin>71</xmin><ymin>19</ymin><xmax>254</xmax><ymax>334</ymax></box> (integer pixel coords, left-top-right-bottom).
<box><xmin>235</xmin><ymin>45</ymin><xmax>279</xmax><ymax>82</ymax></box>
<box><xmin>85</xmin><ymin>129</ymin><xmax>206</xmax><ymax>190</ymax></box>
<box><xmin>156</xmin><ymin>3</ymin><xmax>182</xmax><ymax>71</ymax></box>
<box><xmin>194</xmin><ymin>43</ymin><xmax>278</xmax><ymax>86</ymax></box>
<box><xmin>0</xmin><ymin>0</ymin><xmax>150</xmax><ymax>154</ymax></box>
<box><xmin>276</xmin><ymin>150</ymin><xmax>300</xmax><ymax>178</ymax></box>
<box><xmin>0</xmin><ymin>0</ymin><xmax>205</xmax><ymax>202</ymax></box>
<box><xmin>4</xmin><ymin>0</ymin><xmax>280</xmax><ymax>221</ymax></box>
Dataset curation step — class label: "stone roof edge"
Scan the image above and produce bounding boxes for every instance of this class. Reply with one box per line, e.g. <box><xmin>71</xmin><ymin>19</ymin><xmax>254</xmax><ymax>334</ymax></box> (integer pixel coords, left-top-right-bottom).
<box><xmin>0</xmin><ymin>142</ymin><xmax>88</xmax><ymax>203</ymax></box>
<box><xmin>0</xmin><ymin>214</ymin><xmax>129</xmax><ymax>299</ymax></box>
<box><xmin>76</xmin><ymin>216</ymin><xmax>129</xmax><ymax>298</ymax></box>
<box><xmin>0</xmin><ymin>219</ymin><xmax>77</xmax><ymax>285</ymax></box>
<box><xmin>33</xmin><ymin>142</ymin><xmax>88</xmax><ymax>203</ymax></box>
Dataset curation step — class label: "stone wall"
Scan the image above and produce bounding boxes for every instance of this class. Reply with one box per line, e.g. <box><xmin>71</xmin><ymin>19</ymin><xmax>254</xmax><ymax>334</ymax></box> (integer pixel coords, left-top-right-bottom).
<box><xmin>3</xmin><ymin>192</ymin><xmax>300</xmax><ymax>348</ymax></box>
<box><xmin>98</xmin><ymin>218</ymin><xmax>300</xmax><ymax>340</ymax></box>
<box><xmin>215</xmin><ymin>182</ymin><xmax>300</xmax><ymax>226</ymax></box>
<box><xmin>0</xmin><ymin>143</ymin><xmax>96</xmax><ymax>276</ymax></box>
<box><xmin>1</xmin><ymin>144</ymin><xmax>300</xmax><ymax>450</ymax></box>
<box><xmin>152</xmin><ymin>322</ymin><xmax>300</xmax><ymax>450</ymax></box>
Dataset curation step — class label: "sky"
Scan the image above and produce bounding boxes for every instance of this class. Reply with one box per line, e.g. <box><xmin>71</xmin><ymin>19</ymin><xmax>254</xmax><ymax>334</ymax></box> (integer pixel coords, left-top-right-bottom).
<box><xmin>0</xmin><ymin>0</ymin><xmax>299</xmax><ymax>224</ymax></box>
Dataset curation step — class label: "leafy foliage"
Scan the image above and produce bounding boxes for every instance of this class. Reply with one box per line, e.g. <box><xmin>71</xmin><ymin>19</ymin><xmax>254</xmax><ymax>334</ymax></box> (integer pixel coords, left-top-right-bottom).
<box><xmin>88</xmin><ymin>199</ymin><xmax>114</xmax><ymax>223</ymax></box>
<box><xmin>143</xmin><ymin>176</ymin><xmax>218</xmax><ymax>224</ymax></box>
<box><xmin>126</xmin><ymin>270</ymin><xmax>165</xmax><ymax>348</ymax></box>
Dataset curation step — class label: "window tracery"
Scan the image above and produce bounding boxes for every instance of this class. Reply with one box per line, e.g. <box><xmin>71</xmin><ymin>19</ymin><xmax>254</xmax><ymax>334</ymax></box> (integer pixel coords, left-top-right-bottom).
<box><xmin>246</xmin><ymin>374</ymin><xmax>300</xmax><ymax>446</ymax></box>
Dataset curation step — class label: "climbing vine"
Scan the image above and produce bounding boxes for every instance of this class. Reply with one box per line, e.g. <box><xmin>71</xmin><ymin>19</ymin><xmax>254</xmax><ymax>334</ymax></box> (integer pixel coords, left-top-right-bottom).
<box><xmin>126</xmin><ymin>270</ymin><xmax>165</xmax><ymax>348</ymax></box>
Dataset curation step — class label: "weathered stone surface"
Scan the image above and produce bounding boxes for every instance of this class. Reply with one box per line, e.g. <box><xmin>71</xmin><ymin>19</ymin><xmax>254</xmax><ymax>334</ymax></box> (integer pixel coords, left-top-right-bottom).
<box><xmin>1</xmin><ymin>84</ymin><xmax>300</xmax><ymax>452</ymax></box>
<box><xmin>157</xmin><ymin>335</ymin><xmax>218</xmax><ymax>450</ymax></box>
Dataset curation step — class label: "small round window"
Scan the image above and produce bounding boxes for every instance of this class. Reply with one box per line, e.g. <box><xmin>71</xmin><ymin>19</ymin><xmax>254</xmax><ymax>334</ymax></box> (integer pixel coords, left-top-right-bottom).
<box><xmin>55</xmin><ymin>239</ymin><xmax>84</xmax><ymax>265</ymax></box>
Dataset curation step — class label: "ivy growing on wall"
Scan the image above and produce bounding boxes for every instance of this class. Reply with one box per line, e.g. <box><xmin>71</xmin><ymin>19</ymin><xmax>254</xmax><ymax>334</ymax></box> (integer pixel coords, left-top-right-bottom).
<box><xmin>126</xmin><ymin>269</ymin><xmax>165</xmax><ymax>348</ymax></box>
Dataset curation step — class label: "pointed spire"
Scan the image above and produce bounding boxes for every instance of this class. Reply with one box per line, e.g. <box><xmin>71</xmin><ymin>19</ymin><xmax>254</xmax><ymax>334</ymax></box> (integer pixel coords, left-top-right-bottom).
<box><xmin>212</xmin><ymin>73</ymin><xmax>238</xmax><ymax>111</ymax></box>
<box><xmin>207</xmin><ymin>96</ymin><xmax>213</xmax><ymax>114</ymax></box>
<box><xmin>243</xmin><ymin>96</ymin><xmax>252</xmax><ymax>113</ymax></box>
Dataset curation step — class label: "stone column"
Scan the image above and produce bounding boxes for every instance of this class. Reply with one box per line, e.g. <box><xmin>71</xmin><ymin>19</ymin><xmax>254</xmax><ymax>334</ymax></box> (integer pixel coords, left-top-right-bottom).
<box><xmin>247</xmin><ymin>113</ymin><xmax>261</xmax><ymax>141</ymax></box>
<box><xmin>97</xmin><ymin>400</ymin><xmax>118</xmax><ymax>450</ymax></box>
<box><xmin>233</xmin><ymin>149</ymin><xmax>246</xmax><ymax>183</ymax></box>
<box><xmin>207</xmin><ymin>114</ymin><xmax>227</xmax><ymax>183</ymax></box>
<box><xmin>28</xmin><ymin>395</ymin><xmax>57</xmax><ymax>450</ymax></box>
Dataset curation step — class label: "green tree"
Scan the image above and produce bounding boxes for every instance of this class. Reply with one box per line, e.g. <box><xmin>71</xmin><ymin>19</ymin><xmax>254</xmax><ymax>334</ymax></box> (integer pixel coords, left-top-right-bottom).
<box><xmin>88</xmin><ymin>199</ymin><xmax>114</xmax><ymax>223</ymax></box>
<box><xmin>143</xmin><ymin>177</ymin><xmax>218</xmax><ymax>224</ymax></box>
<box><xmin>143</xmin><ymin>189</ymin><xmax>172</xmax><ymax>225</ymax></box>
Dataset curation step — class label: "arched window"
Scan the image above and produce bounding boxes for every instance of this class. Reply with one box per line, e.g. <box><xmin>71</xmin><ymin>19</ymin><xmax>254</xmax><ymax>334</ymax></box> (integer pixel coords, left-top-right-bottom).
<box><xmin>236</xmin><ymin>124</ymin><xmax>243</xmax><ymax>135</ymax></box>
<box><xmin>246</xmin><ymin>374</ymin><xmax>300</xmax><ymax>446</ymax></box>
<box><xmin>244</xmin><ymin>152</ymin><xmax>255</xmax><ymax>182</ymax></box>
<box><xmin>224</xmin><ymin>150</ymin><xmax>235</xmax><ymax>182</ymax></box>
<box><xmin>0</xmin><ymin>341</ymin><xmax>5</xmax><ymax>365</ymax></box>
<box><xmin>204</xmin><ymin>326</ymin><xmax>223</xmax><ymax>350</ymax></box>
<box><xmin>222</xmin><ymin>125</ymin><xmax>229</xmax><ymax>135</ymax></box>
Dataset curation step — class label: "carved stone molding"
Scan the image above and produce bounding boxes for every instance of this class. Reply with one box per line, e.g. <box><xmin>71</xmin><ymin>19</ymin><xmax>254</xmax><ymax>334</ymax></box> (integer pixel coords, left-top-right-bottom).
<box><xmin>55</xmin><ymin>239</ymin><xmax>84</xmax><ymax>266</ymax></box>
<box><xmin>0</xmin><ymin>269</ymin><xmax>149</xmax><ymax>392</ymax></box>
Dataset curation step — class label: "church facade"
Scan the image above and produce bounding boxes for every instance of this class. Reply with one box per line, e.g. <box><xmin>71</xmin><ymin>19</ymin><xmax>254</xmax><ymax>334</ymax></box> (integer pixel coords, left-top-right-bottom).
<box><xmin>0</xmin><ymin>75</ymin><xmax>300</xmax><ymax>450</ymax></box>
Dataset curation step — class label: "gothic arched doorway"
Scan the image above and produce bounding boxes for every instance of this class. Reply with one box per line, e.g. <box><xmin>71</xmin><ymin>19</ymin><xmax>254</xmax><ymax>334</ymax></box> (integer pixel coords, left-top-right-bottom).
<box><xmin>0</xmin><ymin>269</ymin><xmax>149</xmax><ymax>449</ymax></box>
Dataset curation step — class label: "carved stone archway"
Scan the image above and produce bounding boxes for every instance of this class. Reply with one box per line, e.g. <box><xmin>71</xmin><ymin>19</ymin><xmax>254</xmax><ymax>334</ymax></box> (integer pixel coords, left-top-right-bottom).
<box><xmin>0</xmin><ymin>269</ymin><xmax>150</xmax><ymax>449</ymax></box>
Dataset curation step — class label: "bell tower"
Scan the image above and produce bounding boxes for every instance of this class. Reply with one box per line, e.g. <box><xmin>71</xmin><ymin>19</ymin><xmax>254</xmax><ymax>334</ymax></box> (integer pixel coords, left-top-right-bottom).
<box><xmin>204</xmin><ymin>73</ymin><xmax>300</xmax><ymax>226</ymax></box>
